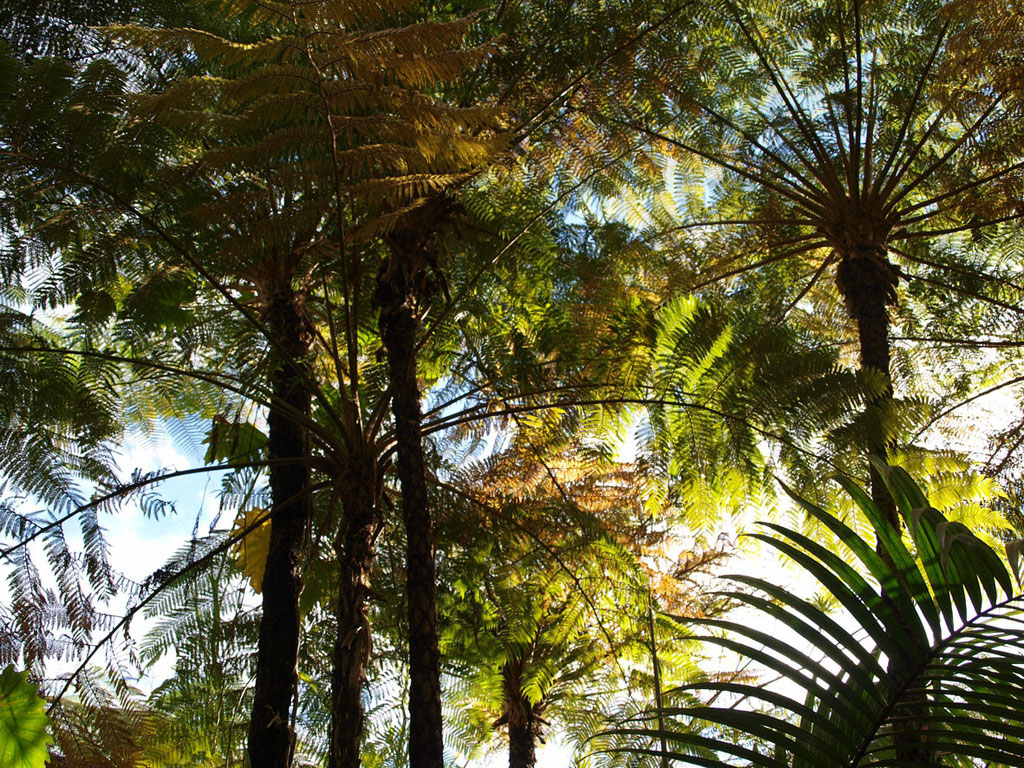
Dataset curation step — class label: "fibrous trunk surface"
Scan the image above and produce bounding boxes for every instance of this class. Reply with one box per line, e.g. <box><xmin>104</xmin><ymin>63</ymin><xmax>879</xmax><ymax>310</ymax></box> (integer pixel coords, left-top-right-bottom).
<box><xmin>837</xmin><ymin>246</ymin><xmax>933</xmax><ymax>762</ymax></box>
<box><xmin>836</xmin><ymin>246</ymin><xmax>899</xmax><ymax>528</ymax></box>
<box><xmin>377</xmin><ymin>234</ymin><xmax>445</xmax><ymax>768</ymax></box>
<box><xmin>248</xmin><ymin>286</ymin><xmax>313</xmax><ymax>768</ymax></box>
<box><xmin>330</xmin><ymin>459</ymin><xmax>382</xmax><ymax>768</ymax></box>
<box><xmin>503</xmin><ymin>659</ymin><xmax>541</xmax><ymax>768</ymax></box>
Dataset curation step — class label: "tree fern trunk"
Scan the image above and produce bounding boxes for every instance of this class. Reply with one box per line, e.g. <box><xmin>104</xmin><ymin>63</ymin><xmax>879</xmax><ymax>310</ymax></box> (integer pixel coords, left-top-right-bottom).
<box><xmin>838</xmin><ymin>249</ymin><xmax>933</xmax><ymax>762</ymax></box>
<box><xmin>836</xmin><ymin>248</ymin><xmax>899</xmax><ymax>529</ymax></box>
<box><xmin>503</xmin><ymin>659</ymin><xmax>539</xmax><ymax>768</ymax></box>
<box><xmin>330</xmin><ymin>461</ymin><xmax>381</xmax><ymax>768</ymax></box>
<box><xmin>248</xmin><ymin>287</ymin><xmax>313</xmax><ymax>768</ymax></box>
<box><xmin>377</xmin><ymin>256</ymin><xmax>445</xmax><ymax>768</ymax></box>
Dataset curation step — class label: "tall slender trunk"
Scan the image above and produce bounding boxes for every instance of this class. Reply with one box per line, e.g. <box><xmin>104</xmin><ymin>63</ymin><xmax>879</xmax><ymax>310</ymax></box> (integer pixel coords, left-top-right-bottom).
<box><xmin>647</xmin><ymin>601</ymin><xmax>669</xmax><ymax>768</ymax></box>
<box><xmin>248</xmin><ymin>286</ymin><xmax>313</xmax><ymax>768</ymax></box>
<box><xmin>838</xmin><ymin>248</ymin><xmax>932</xmax><ymax>762</ymax></box>
<box><xmin>330</xmin><ymin>459</ymin><xmax>381</xmax><ymax>768</ymax></box>
<box><xmin>502</xmin><ymin>658</ymin><xmax>541</xmax><ymax>768</ymax></box>
<box><xmin>836</xmin><ymin>247</ymin><xmax>899</xmax><ymax>529</ymax></box>
<box><xmin>376</xmin><ymin>237</ymin><xmax>445</xmax><ymax>768</ymax></box>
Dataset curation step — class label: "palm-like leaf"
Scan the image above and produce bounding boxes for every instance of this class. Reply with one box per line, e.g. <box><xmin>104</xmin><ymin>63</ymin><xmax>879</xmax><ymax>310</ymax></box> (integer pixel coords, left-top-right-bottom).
<box><xmin>613</xmin><ymin>465</ymin><xmax>1024</xmax><ymax>767</ymax></box>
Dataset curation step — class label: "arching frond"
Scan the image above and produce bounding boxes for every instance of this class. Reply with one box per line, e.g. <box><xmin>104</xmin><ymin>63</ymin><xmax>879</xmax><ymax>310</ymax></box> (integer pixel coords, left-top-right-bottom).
<box><xmin>609</xmin><ymin>466</ymin><xmax>1024</xmax><ymax>767</ymax></box>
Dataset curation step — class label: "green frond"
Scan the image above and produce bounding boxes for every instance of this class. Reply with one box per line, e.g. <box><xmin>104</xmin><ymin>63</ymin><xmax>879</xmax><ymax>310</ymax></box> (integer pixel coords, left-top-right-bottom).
<box><xmin>609</xmin><ymin>468</ymin><xmax>1024</xmax><ymax>768</ymax></box>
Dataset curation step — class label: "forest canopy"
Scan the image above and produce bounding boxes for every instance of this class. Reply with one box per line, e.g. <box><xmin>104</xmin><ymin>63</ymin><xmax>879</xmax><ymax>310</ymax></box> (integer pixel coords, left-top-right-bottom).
<box><xmin>1</xmin><ymin>0</ymin><xmax>1023</xmax><ymax>766</ymax></box>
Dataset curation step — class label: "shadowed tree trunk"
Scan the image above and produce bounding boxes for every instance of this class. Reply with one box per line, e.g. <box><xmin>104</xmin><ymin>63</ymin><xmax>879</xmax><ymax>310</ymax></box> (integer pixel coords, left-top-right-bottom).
<box><xmin>248</xmin><ymin>283</ymin><xmax>313</xmax><ymax>768</ymax></box>
<box><xmin>502</xmin><ymin>658</ymin><xmax>543</xmax><ymax>768</ymax></box>
<box><xmin>837</xmin><ymin>246</ymin><xmax>932</xmax><ymax>762</ymax></box>
<box><xmin>330</xmin><ymin>457</ymin><xmax>383</xmax><ymax>768</ymax></box>
<box><xmin>836</xmin><ymin>245</ymin><xmax>900</xmax><ymax>529</ymax></box>
<box><xmin>376</xmin><ymin>222</ymin><xmax>445</xmax><ymax>768</ymax></box>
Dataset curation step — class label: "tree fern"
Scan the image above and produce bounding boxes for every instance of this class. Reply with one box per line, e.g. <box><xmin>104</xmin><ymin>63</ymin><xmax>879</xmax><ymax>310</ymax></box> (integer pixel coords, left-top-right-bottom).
<box><xmin>594</xmin><ymin>0</ymin><xmax>1024</xmax><ymax>523</ymax></box>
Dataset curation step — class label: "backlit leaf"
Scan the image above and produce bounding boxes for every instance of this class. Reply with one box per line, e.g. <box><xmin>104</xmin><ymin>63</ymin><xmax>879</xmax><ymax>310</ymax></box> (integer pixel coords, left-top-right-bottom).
<box><xmin>0</xmin><ymin>665</ymin><xmax>52</xmax><ymax>768</ymax></box>
<box><xmin>230</xmin><ymin>508</ymin><xmax>271</xmax><ymax>594</ymax></box>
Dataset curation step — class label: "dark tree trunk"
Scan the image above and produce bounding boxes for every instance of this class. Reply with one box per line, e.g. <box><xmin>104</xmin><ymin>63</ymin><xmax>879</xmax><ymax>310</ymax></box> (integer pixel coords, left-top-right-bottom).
<box><xmin>376</xmin><ymin>236</ymin><xmax>445</xmax><ymax>768</ymax></box>
<box><xmin>838</xmin><ymin>248</ymin><xmax>933</xmax><ymax>763</ymax></box>
<box><xmin>329</xmin><ymin>459</ymin><xmax>382</xmax><ymax>768</ymax></box>
<box><xmin>248</xmin><ymin>286</ymin><xmax>313</xmax><ymax>768</ymax></box>
<box><xmin>836</xmin><ymin>247</ymin><xmax>899</xmax><ymax>529</ymax></box>
<box><xmin>503</xmin><ymin>659</ymin><xmax>541</xmax><ymax>768</ymax></box>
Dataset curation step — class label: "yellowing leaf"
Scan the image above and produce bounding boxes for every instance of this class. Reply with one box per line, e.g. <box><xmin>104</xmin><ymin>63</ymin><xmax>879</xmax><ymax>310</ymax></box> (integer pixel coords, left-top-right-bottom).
<box><xmin>230</xmin><ymin>508</ymin><xmax>271</xmax><ymax>593</ymax></box>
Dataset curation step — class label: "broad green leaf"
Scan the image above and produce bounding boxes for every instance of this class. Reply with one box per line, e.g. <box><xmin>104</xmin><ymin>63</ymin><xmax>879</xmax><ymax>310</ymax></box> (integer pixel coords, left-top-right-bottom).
<box><xmin>750</xmin><ymin>529</ymin><xmax>915</xmax><ymax>661</ymax></box>
<box><xmin>1009</xmin><ymin>540</ymin><xmax>1023</xmax><ymax>587</ymax></box>
<box><xmin>620</xmin><ymin>472</ymin><xmax>1024</xmax><ymax>768</ymax></box>
<box><xmin>0</xmin><ymin>666</ymin><xmax>52</xmax><ymax>768</ymax></box>
<box><xmin>779</xmin><ymin>480</ymin><xmax>910</xmax><ymax>618</ymax></box>
<box><xmin>203</xmin><ymin>418</ymin><xmax>268</xmax><ymax>466</ymax></box>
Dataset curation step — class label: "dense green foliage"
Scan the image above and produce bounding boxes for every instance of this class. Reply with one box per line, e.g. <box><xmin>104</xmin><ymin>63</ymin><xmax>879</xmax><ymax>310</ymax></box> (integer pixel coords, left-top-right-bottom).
<box><xmin>611</xmin><ymin>466</ymin><xmax>1024</xmax><ymax>767</ymax></box>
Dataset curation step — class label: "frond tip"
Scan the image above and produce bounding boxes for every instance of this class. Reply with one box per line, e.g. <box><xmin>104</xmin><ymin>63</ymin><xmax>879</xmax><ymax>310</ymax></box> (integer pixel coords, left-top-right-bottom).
<box><xmin>607</xmin><ymin>466</ymin><xmax>1024</xmax><ymax>768</ymax></box>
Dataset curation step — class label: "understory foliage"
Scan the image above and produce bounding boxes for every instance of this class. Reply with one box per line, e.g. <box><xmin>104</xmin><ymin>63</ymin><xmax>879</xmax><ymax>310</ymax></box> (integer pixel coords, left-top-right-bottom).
<box><xmin>614</xmin><ymin>466</ymin><xmax>1024</xmax><ymax>767</ymax></box>
<box><xmin>0</xmin><ymin>0</ymin><xmax>1024</xmax><ymax>766</ymax></box>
